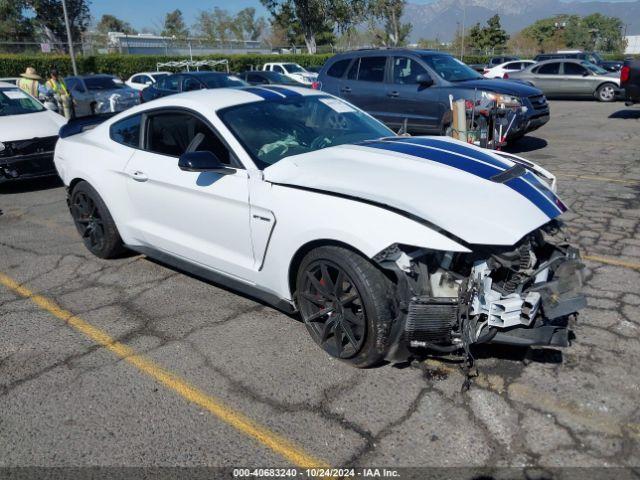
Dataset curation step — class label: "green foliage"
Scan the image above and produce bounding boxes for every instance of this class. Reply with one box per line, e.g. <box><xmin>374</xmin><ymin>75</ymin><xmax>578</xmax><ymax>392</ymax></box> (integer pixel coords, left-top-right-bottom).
<box><xmin>30</xmin><ymin>0</ymin><xmax>91</xmax><ymax>43</ymax></box>
<box><xmin>0</xmin><ymin>0</ymin><xmax>34</xmax><ymax>41</ymax></box>
<box><xmin>162</xmin><ymin>9</ymin><xmax>189</xmax><ymax>39</ymax></box>
<box><xmin>0</xmin><ymin>53</ymin><xmax>335</xmax><ymax>79</ymax></box>
<box><xmin>96</xmin><ymin>14</ymin><xmax>136</xmax><ymax>35</ymax></box>
<box><xmin>466</xmin><ymin>14</ymin><xmax>509</xmax><ymax>53</ymax></box>
<box><xmin>369</xmin><ymin>0</ymin><xmax>412</xmax><ymax>47</ymax></box>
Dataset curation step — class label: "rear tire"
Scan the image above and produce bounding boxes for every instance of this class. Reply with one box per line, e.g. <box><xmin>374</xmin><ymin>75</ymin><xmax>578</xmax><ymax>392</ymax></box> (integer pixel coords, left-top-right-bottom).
<box><xmin>596</xmin><ymin>83</ymin><xmax>617</xmax><ymax>102</ymax></box>
<box><xmin>295</xmin><ymin>246</ymin><xmax>397</xmax><ymax>368</ymax></box>
<box><xmin>69</xmin><ymin>181</ymin><xmax>126</xmax><ymax>259</ymax></box>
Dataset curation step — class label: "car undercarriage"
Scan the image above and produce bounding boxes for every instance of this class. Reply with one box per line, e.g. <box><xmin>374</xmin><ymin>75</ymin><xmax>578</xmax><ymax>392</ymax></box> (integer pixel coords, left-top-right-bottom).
<box><xmin>375</xmin><ymin>220</ymin><xmax>586</xmax><ymax>362</ymax></box>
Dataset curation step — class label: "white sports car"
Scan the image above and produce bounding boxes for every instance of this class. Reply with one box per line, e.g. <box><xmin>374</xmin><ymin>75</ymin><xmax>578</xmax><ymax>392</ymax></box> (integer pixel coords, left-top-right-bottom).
<box><xmin>54</xmin><ymin>85</ymin><xmax>585</xmax><ymax>367</ymax></box>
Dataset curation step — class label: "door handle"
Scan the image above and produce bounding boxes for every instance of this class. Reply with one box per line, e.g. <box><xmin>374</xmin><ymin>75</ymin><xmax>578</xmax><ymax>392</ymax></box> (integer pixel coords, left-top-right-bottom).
<box><xmin>131</xmin><ymin>170</ymin><xmax>148</xmax><ymax>182</ymax></box>
<box><xmin>340</xmin><ymin>86</ymin><xmax>351</xmax><ymax>93</ymax></box>
<box><xmin>387</xmin><ymin>91</ymin><xmax>399</xmax><ymax>98</ymax></box>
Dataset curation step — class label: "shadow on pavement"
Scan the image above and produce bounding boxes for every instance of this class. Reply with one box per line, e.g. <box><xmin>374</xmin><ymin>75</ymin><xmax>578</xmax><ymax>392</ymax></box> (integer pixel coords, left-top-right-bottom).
<box><xmin>504</xmin><ymin>136</ymin><xmax>548</xmax><ymax>154</ymax></box>
<box><xmin>0</xmin><ymin>176</ymin><xmax>63</xmax><ymax>194</ymax></box>
<box><xmin>609</xmin><ymin>109</ymin><xmax>640</xmax><ymax>119</ymax></box>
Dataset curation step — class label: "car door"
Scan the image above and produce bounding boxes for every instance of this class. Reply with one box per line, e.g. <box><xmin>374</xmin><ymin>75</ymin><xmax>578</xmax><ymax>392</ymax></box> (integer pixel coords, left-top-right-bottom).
<box><xmin>530</xmin><ymin>62</ymin><xmax>562</xmax><ymax>96</ymax></box>
<box><xmin>385</xmin><ymin>56</ymin><xmax>442</xmax><ymax>133</ymax></box>
<box><xmin>561</xmin><ymin>62</ymin><xmax>594</xmax><ymax>96</ymax></box>
<box><xmin>339</xmin><ymin>56</ymin><xmax>390</xmax><ymax>123</ymax></box>
<box><xmin>123</xmin><ymin>108</ymin><xmax>255</xmax><ymax>277</ymax></box>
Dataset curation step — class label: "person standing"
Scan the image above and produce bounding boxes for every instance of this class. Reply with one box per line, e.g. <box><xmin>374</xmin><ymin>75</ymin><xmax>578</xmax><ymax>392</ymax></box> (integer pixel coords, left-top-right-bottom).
<box><xmin>45</xmin><ymin>68</ymin><xmax>73</xmax><ymax>119</ymax></box>
<box><xmin>17</xmin><ymin>67</ymin><xmax>44</xmax><ymax>98</ymax></box>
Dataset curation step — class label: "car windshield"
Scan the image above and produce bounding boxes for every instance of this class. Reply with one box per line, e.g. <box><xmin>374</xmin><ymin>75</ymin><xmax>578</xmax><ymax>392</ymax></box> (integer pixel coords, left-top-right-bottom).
<box><xmin>589</xmin><ymin>53</ymin><xmax>604</xmax><ymax>64</ymax></box>
<box><xmin>583</xmin><ymin>62</ymin><xmax>607</xmax><ymax>75</ymax></box>
<box><xmin>283</xmin><ymin>63</ymin><xmax>305</xmax><ymax>73</ymax></box>
<box><xmin>0</xmin><ymin>88</ymin><xmax>45</xmax><ymax>116</ymax></box>
<box><xmin>267</xmin><ymin>72</ymin><xmax>302</xmax><ymax>85</ymax></box>
<box><xmin>84</xmin><ymin>77</ymin><xmax>122</xmax><ymax>90</ymax></box>
<box><xmin>200</xmin><ymin>74</ymin><xmax>248</xmax><ymax>88</ymax></box>
<box><xmin>421</xmin><ymin>55</ymin><xmax>482</xmax><ymax>82</ymax></box>
<box><xmin>219</xmin><ymin>95</ymin><xmax>393</xmax><ymax>169</ymax></box>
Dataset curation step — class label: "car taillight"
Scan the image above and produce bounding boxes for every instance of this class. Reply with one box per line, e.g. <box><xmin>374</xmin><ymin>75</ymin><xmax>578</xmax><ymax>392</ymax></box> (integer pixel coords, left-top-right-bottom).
<box><xmin>621</xmin><ymin>65</ymin><xmax>630</xmax><ymax>84</ymax></box>
<box><xmin>311</xmin><ymin>81</ymin><xmax>320</xmax><ymax>90</ymax></box>
<box><xmin>503</xmin><ymin>73</ymin><xmax>510</xmax><ymax>79</ymax></box>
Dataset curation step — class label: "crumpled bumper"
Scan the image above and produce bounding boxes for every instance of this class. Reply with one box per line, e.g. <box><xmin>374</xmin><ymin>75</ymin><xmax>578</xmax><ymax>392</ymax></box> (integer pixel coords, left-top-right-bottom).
<box><xmin>0</xmin><ymin>152</ymin><xmax>57</xmax><ymax>182</ymax></box>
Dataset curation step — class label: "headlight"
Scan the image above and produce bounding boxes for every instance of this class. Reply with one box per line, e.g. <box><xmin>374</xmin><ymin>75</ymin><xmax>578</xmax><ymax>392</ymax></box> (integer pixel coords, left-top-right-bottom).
<box><xmin>482</xmin><ymin>92</ymin><xmax>522</xmax><ymax>107</ymax></box>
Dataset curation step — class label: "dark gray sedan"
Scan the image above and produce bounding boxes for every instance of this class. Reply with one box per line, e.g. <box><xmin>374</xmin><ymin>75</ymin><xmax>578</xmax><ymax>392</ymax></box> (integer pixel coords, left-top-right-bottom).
<box><xmin>64</xmin><ymin>75</ymin><xmax>140</xmax><ymax>117</ymax></box>
<box><xmin>509</xmin><ymin>59</ymin><xmax>621</xmax><ymax>102</ymax></box>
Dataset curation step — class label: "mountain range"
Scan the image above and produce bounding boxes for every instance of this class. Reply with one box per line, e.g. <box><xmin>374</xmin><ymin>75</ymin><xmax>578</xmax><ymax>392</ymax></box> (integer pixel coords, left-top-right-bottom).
<box><xmin>403</xmin><ymin>0</ymin><xmax>640</xmax><ymax>41</ymax></box>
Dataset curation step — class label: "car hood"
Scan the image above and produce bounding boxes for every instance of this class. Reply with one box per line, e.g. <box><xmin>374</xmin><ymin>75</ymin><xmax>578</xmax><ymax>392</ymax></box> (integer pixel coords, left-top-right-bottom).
<box><xmin>264</xmin><ymin>136</ymin><xmax>566</xmax><ymax>246</ymax></box>
<box><xmin>452</xmin><ymin>78</ymin><xmax>542</xmax><ymax>96</ymax></box>
<box><xmin>0</xmin><ymin>110</ymin><xmax>66</xmax><ymax>141</ymax></box>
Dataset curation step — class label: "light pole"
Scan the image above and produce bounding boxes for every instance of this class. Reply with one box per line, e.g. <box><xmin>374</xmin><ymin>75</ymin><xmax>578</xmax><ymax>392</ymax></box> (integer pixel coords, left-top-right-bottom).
<box><xmin>61</xmin><ymin>0</ymin><xmax>78</xmax><ymax>75</ymax></box>
<box><xmin>460</xmin><ymin>0</ymin><xmax>466</xmax><ymax>60</ymax></box>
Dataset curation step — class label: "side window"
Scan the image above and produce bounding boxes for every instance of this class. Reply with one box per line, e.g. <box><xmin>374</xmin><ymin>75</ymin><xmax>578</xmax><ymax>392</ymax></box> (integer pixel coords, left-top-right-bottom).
<box><xmin>157</xmin><ymin>75</ymin><xmax>179</xmax><ymax>91</ymax></box>
<box><xmin>183</xmin><ymin>77</ymin><xmax>203</xmax><ymax>91</ymax></box>
<box><xmin>145</xmin><ymin>112</ymin><xmax>232</xmax><ymax>164</ymax></box>
<box><xmin>504</xmin><ymin>62</ymin><xmax>519</xmax><ymax>70</ymax></box>
<box><xmin>346</xmin><ymin>58</ymin><xmax>360</xmax><ymax>80</ymax></box>
<box><xmin>326</xmin><ymin>59</ymin><xmax>351</xmax><ymax>78</ymax></box>
<box><xmin>248</xmin><ymin>73</ymin><xmax>266</xmax><ymax>84</ymax></box>
<box><xmin>110</xmin><ymin>114</ymin><xmax>141</xmax><ymax>148</ymax></box>
<box><xmin>357</xmin><ymin>56</ymin><xmax>387</xmax><ymax>82</ymax></box>
<box><xmin>392</xmin><ymin>57</ymin><xmax>428</xmax><ymax>84</ymax></box>
<box><xmin>563</xmin><ymin>63</ymin><xmax>587</xmax><ymax>75</ymax></box>
<box><xmin>538</xmin><ymin>62</ymin><xmax>561</xmax><ymax>75</ymax></box>
<box><xmin>274</xmin><ymin>65</ymin><xmax>285</xmax><ymax>74</ymax></box>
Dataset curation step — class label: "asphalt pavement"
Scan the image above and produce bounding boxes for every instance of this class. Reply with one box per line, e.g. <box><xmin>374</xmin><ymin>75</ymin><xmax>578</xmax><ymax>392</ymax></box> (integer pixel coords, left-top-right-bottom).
<box><xmin>1</xmin><ymin>100</ymin><xmax>639</xmax><ymax>477</ymax></box>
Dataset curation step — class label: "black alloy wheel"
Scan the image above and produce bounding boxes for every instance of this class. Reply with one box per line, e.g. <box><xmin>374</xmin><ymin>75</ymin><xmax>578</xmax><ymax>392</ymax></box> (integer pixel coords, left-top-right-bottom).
<box><xmin>298</xmin><ymin>260</ymin><xmax>367</xmax><ymax>359</ymax></box>
<box><xmin>71</xmin><ymin>190</ymin><xmax>106</xmax><ymax>252</ymax></box>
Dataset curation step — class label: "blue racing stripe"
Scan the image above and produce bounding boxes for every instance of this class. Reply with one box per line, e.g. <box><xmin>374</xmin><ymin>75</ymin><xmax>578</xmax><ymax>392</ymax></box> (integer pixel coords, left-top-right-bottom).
<box><xmin>243</xmin><ymin>87</ymin><xmax>283</xmax><ymax>101</ymax></box>
<box><xmin>263</xmin><ymin>85</ymin><xmax>303</xmax><ymax>97</ymax></box>
<box><xmin>521</xmin><ymin>170</ymin><xmax>568</xmax><ymax>213</ymax></box>
<box><xmin>362</xmin><ymin>139</ymin><xmax>564</xmax><ymax>219</ymax></box>
<box><xmin>385</xmin><ymin>136</ymin><xmax>512</xmax><ymax>171</ymax></box>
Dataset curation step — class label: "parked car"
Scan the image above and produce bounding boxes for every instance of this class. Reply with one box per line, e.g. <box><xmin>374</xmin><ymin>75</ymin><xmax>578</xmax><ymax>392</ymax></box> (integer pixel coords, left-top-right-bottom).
<box><xmin>533</xmin><ymin>51</ymin><xmax>621</xmax><ymax>72</ymax></box>
<box><xmin>318</xmin><ymin>49</ymin><xmax>550</xmax><ymax>139</ymax></box>
<box><xmin>125</xmin><ymin>71</ymin><xmax>171</xmax><ymax>91</ymax></box>
<box><xmin>262</xmin><ymin>63</ymin><xmax>318</xmax><ymax>85</ymax></box>
<box><xmin>141</xmin><ymin>72</ymin><xmax>247</xmax><ymax>102</ymax></box>
<box><xmin>487</xmin><ymin>55</ymin><xmax>520</xmax><ymax>68</ymax></box>
<box><xmin>621</xmin><ymin>59</ymin><xmax>640</xmax><ymax>105</ymax></box>
<box><xmin>64</xmin><ymin>74</ymin><xmax>141</xmax><ymax>117</ymax></box>
<box><xmin>238</xmin><ymin>70</ymin><xmax>306</xmax><ymax>87</ymax></box>
<box><xmin>0</xmin><ymin>81</ymin><xmax>66</xmax><ymax>183</ymax></box>
<box><xmin>54</xmin><ymin>86</ymin><xmax>584</xmax><ymax>366</ymax></box>
<box><xmin>484</xmin><ymin>60</ymin><xmax>536</xmax><ymax>79</ymax></box>
<box><xmin>509</xmin><ymin>59</ymin><xmax>622</xmax><ymax>102</ymax></box>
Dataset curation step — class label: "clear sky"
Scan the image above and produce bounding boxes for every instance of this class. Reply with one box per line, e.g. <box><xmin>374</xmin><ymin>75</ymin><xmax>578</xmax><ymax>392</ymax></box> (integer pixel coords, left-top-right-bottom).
<box><xmin>90</xmin><ymin>0</ymin><xmax>631</xmax><ymax>32</ymax></box>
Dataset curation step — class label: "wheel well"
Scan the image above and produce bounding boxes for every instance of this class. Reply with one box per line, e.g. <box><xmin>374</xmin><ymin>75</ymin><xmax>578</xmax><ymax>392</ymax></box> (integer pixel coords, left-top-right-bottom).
<box><xmin>287</xmin><ymin>240</ymin><xmax>370</xmax><ymax>301</ymax></box>
<box><xmin>68</xmin><ymin>177</ymin><xmax>85</xmax><ymax>192</ymax></box>
<box><xmin>596</xmin><ymin>81</ymin><xmax>617</xmax><ymax>92</ymax></box>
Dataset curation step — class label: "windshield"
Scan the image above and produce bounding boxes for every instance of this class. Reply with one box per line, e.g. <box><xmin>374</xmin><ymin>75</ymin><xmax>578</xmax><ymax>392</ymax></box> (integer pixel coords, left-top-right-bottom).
<box><xmin>219</xmin><ymin>95</ymin><xmax>393</xmax><ymax>169</ymax></box>
<box><xmin>268</xmin><ymin>72</ymin><xmax>302</xmax><ymax>85</ymax></box>
<box><xmin>85</xmin><ymin>77</ymin><xmax>122</xmax><ymax>90</ymax></box>
<box><xmin>421</xmin><ymin>55</ymin><xmax>481</xmax><ymax>82</ymax></box>
<box><xmin>0</xmin><ymin>88</ymin><xmax>45</xmax><ymax>116</ymax></box>
<box><xmin>583</xmin><ymin>62</ymin><xmax>607</xmax><ymax>75</ymax></box>
<box><xmin>201</xmin><ymin>74</ymin><xmax>247</xmax><ymax>88</ymax></box>
<box><xmin>589</xmin><ymin>52</ymin><xmax>604</xmax><ymax>64</ymax></box>
<box><xmin>283</xmin><ymin>63</ymin><xmax>306</xmax><ymax>73</ymax></box>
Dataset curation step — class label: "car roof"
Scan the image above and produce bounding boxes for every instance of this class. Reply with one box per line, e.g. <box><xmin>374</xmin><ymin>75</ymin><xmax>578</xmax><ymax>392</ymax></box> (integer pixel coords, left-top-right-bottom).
<box><xmin>535</xmin><ymin>58</ymin><xmax>585</xmax><ymax>65</ymax></box>
<box><xmin>134</xmin><ymin>71</ymin><xmax>171</xmax><ymax>76</ymax></box>
<box><xmin>0</xmin><ymin>81</ymin><xmax>18</xmax><ymax>88</ymax></box>
<box><xmin>175</xmin><ymin>71</ymin><xmax>232</xmax><ymax>77</ymax></box>
<box><xmin>331</xmin><ymin>48</ymin><xmax>445</xmax><ymax>59</ymax></box>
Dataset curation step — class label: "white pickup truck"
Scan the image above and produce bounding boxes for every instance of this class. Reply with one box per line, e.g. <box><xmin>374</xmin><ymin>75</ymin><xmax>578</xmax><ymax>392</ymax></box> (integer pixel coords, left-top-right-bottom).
<box><xmin>262</xmin><ymin>62</ymin><xmax>318</xmax><ymax>85</ymax></box>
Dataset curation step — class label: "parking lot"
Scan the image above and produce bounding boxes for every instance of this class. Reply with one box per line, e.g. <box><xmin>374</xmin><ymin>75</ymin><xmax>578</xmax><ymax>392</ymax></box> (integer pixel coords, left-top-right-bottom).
<box><xmin>1</xmin><ymin>100</ymin><xmax>639</xmax><ymax>473</ymax></box>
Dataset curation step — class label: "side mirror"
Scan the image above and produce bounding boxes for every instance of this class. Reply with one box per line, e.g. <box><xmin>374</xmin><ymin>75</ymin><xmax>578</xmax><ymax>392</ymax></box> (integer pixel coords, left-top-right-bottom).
<box><xmin>178</xmin><ymin>151</ymin><xmax>235</xmax><ymax>175</ymax></box>
<box><xmin>582</xmin><ymin>71</ymin><xmax>590</xmax><ymax>77</ymax></box>
<box><xmin>416</xmin><ymin>73</ymin><xmax>434</xmax><ymax>87</ymax></box>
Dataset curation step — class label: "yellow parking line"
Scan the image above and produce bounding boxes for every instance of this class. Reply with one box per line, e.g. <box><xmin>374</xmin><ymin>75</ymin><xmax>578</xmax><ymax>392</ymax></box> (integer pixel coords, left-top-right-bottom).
<box><xmin>556</xmin><ymin>173</ymin><xmax>640</xmax><ymax>185</ymax></box>
<box><xmin>0</xmin><ymin>272</ymin><xmax>328</xmax><ymax>469</ymax></box>
<box><xmin>583</xmin><ymin>254</ymin><xmax>640</xmax><ymax>270</ymax></box>
<box><xmin>423</xmin><ymin>359</ymin><xmax>640</xmax><ymax>438</ymax></box>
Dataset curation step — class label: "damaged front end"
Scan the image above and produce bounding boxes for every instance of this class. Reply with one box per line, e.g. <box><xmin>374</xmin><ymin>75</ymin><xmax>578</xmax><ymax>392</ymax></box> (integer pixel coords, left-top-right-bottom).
<box><xmin>375</xmin><ymin>220</ymin><xmax>586</xmax><ymax>361</ymax></box>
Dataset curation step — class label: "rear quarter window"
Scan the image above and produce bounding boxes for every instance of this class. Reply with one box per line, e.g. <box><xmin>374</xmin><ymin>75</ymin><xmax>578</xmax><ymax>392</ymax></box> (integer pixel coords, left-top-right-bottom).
<box><xmin>110</xmin><ymin>114</ymin><xmax>142</xmax><ymax>148</ymax></box>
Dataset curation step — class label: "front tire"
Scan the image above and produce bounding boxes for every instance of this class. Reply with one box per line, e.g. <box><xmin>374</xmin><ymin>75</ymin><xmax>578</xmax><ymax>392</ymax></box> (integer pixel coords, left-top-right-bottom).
<box><xmin>295</xmin><ymin>246</ymin><xmax>397</xmax><ymax>368</ymax></box>
<box><xmin>69</xmin><ymin>181</ymin><xmax>125</xmax><ymax>259</ymax></box>
<box><xmin>596</xmin><ymin>83</ymin><xmax>617</xmax><ymax>102</ymax></box>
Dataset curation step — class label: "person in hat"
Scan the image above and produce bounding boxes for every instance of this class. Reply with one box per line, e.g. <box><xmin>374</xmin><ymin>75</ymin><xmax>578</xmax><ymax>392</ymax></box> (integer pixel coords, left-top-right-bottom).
<box><xmin>17</xmin><ymin>67</ymin><xmax>45</xmax><ymax>98</ymax></box>
<box><xmin>45</xmin><ymin>68</ymin><xmax>72</xmax><ymax>119</ymax></box>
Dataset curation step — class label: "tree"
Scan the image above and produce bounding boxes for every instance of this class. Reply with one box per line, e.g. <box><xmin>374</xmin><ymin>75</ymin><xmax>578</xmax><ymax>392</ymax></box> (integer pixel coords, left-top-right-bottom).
<box><xmin>162</xmin><ymin>9</ymin><xmax>188</xmax><ymax>39</ymax></box>
<box><xmin>465</xmin><ymin>14</ymin><xmax>508</xmax><ymax>53</ymax></box>
<box><xmin>96</xmin><ymin>14</ymin><xmax>136</xmax><ymax>35</ymax></box>
<box><xmin>0</xmin><ymin>0</ymin><xmax>34</xmax><ymax>41</ymax></box>
<box><xmin>29</xmin><ymin>0</ymin><xmax>91</xmax><ymax>46</ymax></box>
<box><xmin>261</xmin><ymin>0</ymin><xmax>329</xmax><ymax>53</ymax></box>
<box><xmin>236</xmin><ymin>7</ymin><xmax>267</xmax><ymax>41</ymax></box>
<box><xmin>369</xmin><ymin>0</ymin><xmax>411</xmax><ymax>47</ymax></box>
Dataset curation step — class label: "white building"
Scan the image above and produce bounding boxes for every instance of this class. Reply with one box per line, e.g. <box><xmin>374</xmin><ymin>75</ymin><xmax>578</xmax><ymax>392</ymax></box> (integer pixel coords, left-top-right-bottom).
<box><xmin>625</xmin><ymin>35</ymin><xmax>640</xmax><ymax>55</ymax></box>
